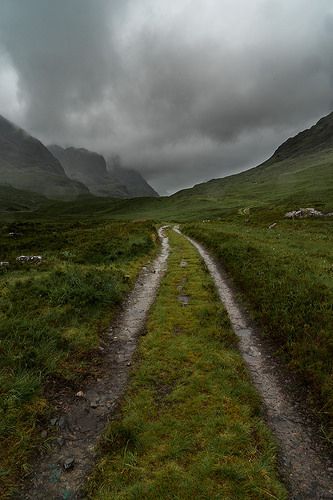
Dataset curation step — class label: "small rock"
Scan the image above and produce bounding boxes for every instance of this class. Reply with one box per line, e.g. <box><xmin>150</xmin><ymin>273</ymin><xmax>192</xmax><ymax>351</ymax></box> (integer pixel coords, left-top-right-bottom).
<box><xmin>76</xmin><ymin>390</ymin><xmax>84</xmax><ymax>398</ymax></box>
<box><xmin>127</xmin><ymin>361</ymin><xmax>131</xmax><ymax>367</ymax></box>
<box><xmin>63</xmin><ymin>457</ymin><xmax>75</xmax><ymax>471</ymax></box>
<box><xmin>90</xmin><ymin>401</ymin><xmax>99</xmax><ymax>408</ymax></box>
<box><xmin>57</xmin><ymin>437</ymin><xmax>65</xmax><ymax>447</ymax></box>
<box><xmin>50</xmin><ymin>418</ymin><xmax>58</xmax><ymax>426</ymax></box>
<box><xmin>41</xmin><ymin>430</ymin><xmax>48</xmax><ymax>439</ymax></box>
<box><xmin>58</xmin><ymin>416</ymin><xmax>66</xmax><ymax>429</ymax></box>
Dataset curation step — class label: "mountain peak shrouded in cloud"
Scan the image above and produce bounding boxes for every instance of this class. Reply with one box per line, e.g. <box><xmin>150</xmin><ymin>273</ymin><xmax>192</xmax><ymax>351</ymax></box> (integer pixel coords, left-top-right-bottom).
<box><xmin>1</xmin><ymin>1</ymin><xmax>333</xmax><ymax>194</ymax></box>
<box><xmin>0</xmin><ymin>114</ymin><xmax>89</xmax><ymax>199</ymax></box>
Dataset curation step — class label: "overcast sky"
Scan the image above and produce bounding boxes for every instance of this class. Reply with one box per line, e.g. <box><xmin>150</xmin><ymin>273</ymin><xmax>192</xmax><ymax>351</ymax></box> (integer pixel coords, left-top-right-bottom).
<box><xmin>0</xmin><ymin>0</ymin><xmax>333</xmax><ymax>194</ymax></box>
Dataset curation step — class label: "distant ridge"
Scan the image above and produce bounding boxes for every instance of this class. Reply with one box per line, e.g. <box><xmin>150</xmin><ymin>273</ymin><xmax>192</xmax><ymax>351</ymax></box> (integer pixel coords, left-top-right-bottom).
<box><xmin>172</xmin><ymin>110</ymin><xmax>333</xmax><ymax>211</ymax></box>
<box><xmin>48</xmin><ymin>145</ymin><xmax>129</xmax><ymax>198</ymax></box>
<box><xmin>0</xmin><ymin>115</ymin><xmax>89</xmax><ymax>199</ymax></box>
<box><xmin>107</xmin><ymin>157</ymin><xmax>159</xmax><ymax>198</ymax></box>
<box><xmin>272</xmin><ymin>111</ymin><xmax>333</xmax><ymax>161</ymax></box>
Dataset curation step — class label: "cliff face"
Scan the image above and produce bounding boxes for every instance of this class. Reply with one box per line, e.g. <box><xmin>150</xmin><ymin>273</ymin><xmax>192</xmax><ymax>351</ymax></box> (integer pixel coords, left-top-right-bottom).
<box><xmin>49</xmin><ymin>146</ymin><xmax>129</xmax><ymax>198</ymax></box>
<box><xmin>0</xmin><ymin>115</ymin><xmax>89</xmax><ymax>199</ymax></box>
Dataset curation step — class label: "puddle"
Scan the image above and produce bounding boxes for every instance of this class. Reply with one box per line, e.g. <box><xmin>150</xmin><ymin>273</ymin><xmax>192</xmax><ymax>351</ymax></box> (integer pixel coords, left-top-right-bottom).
<box><xmin>176</xmin><ymin>227</ymin><xmax>333</xmax><ymax>499</ymax></box>
<box><xmin>20</xmin><ymin>227</ymin><xmax>170</xmax><ymax>499</ymax></box>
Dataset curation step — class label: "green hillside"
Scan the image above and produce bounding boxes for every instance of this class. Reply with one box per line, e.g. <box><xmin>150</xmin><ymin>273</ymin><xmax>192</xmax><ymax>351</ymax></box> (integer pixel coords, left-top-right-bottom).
<box><xmin>1</xmin><ymin>112</ymin><xmax>333</xmax><ymax>221</ymax></box>
<box><xmin>173</xmin><ymin>149</ymin><xmax>333</xmax><ymax>212</ymax></box>
<box><xmin>0</xmin><ymin>185</ymin><xmax>47</xmax><ymax>212</ymax></box>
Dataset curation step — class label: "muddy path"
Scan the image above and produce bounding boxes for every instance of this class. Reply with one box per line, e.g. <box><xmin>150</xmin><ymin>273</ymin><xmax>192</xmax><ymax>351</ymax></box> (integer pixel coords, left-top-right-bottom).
<box><xmin>19</xmin><ymin>227</ymin><xmax>169</xmax><ymax>500</ymax></box>
<box><xmin>175</xmin><ymin>227</ymin><xmax>333</xmax><ymax>499</ymax></box>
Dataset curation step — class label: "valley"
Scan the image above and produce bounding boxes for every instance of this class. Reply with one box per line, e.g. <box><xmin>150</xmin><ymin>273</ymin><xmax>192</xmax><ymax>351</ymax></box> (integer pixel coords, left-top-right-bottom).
<box><xmin>0</xmin><ymin>112</ymin><xmax>333</xmax><ymax>498</ymax></box>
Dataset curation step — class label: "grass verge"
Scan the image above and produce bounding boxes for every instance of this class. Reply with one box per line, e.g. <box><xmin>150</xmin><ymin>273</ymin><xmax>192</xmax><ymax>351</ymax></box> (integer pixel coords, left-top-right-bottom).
<box><xmin>85</xmin><ymin>229</ymin><xmax>286</xmax><ymax>499</ymax></box>
<box><xmin>183</xmin><ymin>218</ymin><xmax>333</xmax><ymax>440</ymax></box>
<box><xmin>0</xmin><ymin>219</ymin><xmax>157</xmax><ymax>497</ymax></box>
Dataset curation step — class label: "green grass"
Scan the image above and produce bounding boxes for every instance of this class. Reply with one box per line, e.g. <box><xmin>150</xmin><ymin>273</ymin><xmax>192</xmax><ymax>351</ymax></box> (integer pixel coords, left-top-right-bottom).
<box><xmin>183</xmin><ymin>217</ymin><xmax>333</xmax><ymax>440</ymax></box>
<box><xmin>0</xmin><ymin>219</ymin><xmax>157</xmax><ymax>497</ymax></box>
<box><xmin>85</xmin><ymin>230</ymin><xmax>286</xmax><ymax>499</ymax></box>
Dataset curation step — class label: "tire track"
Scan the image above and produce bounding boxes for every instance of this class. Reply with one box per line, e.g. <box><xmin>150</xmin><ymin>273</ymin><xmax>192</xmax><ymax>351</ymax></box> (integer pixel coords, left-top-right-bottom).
<box><xmin>20</xmin><ymin>227</ymin><xmax>169</xmax><ymax>499</ymax></box>
<box><xmin>175</xmin><ymin>226</ymin><xmax>333</xmax><ymax>499</ymax></box>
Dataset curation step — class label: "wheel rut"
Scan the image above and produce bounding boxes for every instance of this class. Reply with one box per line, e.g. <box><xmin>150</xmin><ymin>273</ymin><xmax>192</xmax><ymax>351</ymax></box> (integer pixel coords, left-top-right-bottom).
<box><xmin>19</xmin><ymin>227</ymin><xmax>169</xmax><ymax>500</ymax></box>
<box><xmin>175</xmin><ymin>227</ymin><xmax>333</xmax><ymax>500</ymax></box>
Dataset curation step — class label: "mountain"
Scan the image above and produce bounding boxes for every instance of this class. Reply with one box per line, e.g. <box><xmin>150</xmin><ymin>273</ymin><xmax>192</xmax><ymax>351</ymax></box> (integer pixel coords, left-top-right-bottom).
<box><xmin>0</xmin><ymin>115</ymin><xmax>89</xmax><ymax>199</ymax></box>
<box><xmin>173</xmin><ymin>112</ymin><xmax>333</xmax><ymax>212</ymax></box>
<box><xmin>48</xmin><ymin>146</ymin><xmax>129</xmax><ymax>198</ymax></box>
<box><xmin>108</xmin><ymin>160</ymin><xmax>159</xmax><ymax>198</ymax></box>
<box><xmin>273</xmin><ymin>111</ymin><xmax>333</xmax><ymax>161</ymax></box>
<box><xmin>49</xmin><ymin>147</ymin><xmax>159</xmax><ymax>199</ymax></box>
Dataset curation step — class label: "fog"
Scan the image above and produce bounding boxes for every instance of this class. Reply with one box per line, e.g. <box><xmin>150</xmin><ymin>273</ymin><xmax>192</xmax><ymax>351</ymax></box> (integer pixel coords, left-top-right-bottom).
<box><xmin>1</xmin><ymin>0</ymin><xmax>333</xmax><ymax>193</ymax></box>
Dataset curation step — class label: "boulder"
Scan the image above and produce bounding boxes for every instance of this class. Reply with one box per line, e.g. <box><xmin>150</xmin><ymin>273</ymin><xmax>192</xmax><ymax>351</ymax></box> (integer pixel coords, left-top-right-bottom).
<box><xmin>285</xmin><ymin>208</ymin><xmax>324</xmax><ymax>219</ymax></box>
<box><xmin>16</xmin><ymin>255</ymin><xmax>42</xmax><ymax>264</ymax></box>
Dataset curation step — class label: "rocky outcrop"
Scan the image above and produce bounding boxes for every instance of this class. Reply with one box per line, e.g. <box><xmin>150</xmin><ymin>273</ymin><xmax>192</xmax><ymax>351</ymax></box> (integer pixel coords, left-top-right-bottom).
<box><xmin>285</xmin><ymin>207</ymin><xmax>333</xmax><ymax>218</ymax></box>
<box><xmin>0</xmin><ymin>115</ymin><xmax>89</xmax><ymax>199</ymax></box>
<box><xmin>49</xmin><ymin>146</ymin><xmax>129</xmax><ymax>198</ymax></box>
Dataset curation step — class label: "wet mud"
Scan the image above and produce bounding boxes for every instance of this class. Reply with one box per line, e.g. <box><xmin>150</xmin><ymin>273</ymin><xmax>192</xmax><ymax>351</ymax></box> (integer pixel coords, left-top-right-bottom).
<box><xmin>20</xmin><ymin>227</ymin><xmax>169</xmax><ymax>499</ymax></box>
<box><xmin>176</xmin><ymin>227</ymin><xmax>333</xmax><ymax>499</ymax></box>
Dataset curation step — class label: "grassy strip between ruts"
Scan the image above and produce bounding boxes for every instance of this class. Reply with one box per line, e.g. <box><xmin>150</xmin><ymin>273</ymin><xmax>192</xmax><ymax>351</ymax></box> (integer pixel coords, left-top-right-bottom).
<box><xmin>85</xmin><ymin>229</ymin><xmax>286</xmax><ymax>499</ymax></box>
<box><xmin>182</xmin><ymin>219</ymin><xmax>333</xmax><ymax>440</ymax></box>
<box><xmin>0</xmin><ymin>219</ymin><xmax>157</xmax><ymax>497</ymax></box>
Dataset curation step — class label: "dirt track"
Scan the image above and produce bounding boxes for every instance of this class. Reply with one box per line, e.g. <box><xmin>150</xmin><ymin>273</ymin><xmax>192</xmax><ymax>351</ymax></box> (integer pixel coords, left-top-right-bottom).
<box><xmin>20</xmin><ymin>227</ymin><xmax>169</xmax><ymax>499</ymax></box>
<box><xmin>176</xmin><ymin>227</ymin><xmax>333</xmax><ymax>499</ymax></box>
<box><xmin>20</xmin><ymin>226</ymin><xmax>333</xmax><ymax>499</ymax></box>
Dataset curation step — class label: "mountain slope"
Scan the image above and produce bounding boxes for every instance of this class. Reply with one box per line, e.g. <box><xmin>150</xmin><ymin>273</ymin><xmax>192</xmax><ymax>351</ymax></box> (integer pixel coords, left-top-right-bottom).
<box><xmin>0</xmin><ymin>185</ymin><xmax>47</xmax><ymax>212</ymax></box>
<box><xmin>49</xmin><ymin>146</ymin><xmax>129</xmax><ymax>198</ymax></box>
<box><xmin>173</xmin><ymin>112</ymin><xmax>333</xmax><ymax>211</ymax></box>
<box><xmin>273</xmin><ymin>111</ymin><xmax>333</xmax><ymax>161</ymax></box>
<box><xmin>108</xmin><ymin>161</ymin><xmax>159</xmax><ymax>198</ymax></box>
<box><xmin>0</xmin><ymin>115</ymin><xmax>89</xmax><ymax>199</ymax></box>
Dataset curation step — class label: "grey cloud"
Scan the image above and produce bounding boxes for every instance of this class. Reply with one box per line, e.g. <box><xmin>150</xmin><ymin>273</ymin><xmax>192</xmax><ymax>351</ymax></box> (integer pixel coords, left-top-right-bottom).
<box><xmin>0</xmin><ymin>0</ymin><xmax>333</xmax><ymax>194</ymax></box>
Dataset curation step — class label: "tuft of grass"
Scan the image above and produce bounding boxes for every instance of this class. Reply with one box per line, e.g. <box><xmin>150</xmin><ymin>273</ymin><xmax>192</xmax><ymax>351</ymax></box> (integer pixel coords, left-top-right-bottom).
<box><xmin>85</xmin><ymin>230</ymin><xmax>286</xmax><ymax>499</ymax></box>
<box><xmin>183</xmin><ymin>218</ymin><xmax>333</xmax><ymax>440</ymax></box>
<box><xmin>0</xmin><ymin>219</ymin><xmax>157</xmax><ymax>497</ymax></box>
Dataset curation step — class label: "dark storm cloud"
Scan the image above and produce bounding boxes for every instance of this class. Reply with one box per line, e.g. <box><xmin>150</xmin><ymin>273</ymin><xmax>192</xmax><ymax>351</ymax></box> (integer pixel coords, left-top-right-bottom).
<box><xmin>0</xmin><ymin>0</ymin><xmax>333</xmax><ymax>193</ymax></box>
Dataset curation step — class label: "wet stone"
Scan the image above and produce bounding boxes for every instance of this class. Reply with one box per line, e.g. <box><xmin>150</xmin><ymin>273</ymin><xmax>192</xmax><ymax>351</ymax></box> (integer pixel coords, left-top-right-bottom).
<box><xmin>57</xmin><ymin>437</ymin><xmax>65</xmax><ymax>447</ymax></box>
<box><xmin>63</xmin><ymin>457</ymin><xmax>75</xmax><ymax>471</ymax></box>
<box><xmin>58</xmin><ymin>417</ymin><xmax>66</xmax><ymax>429</ymax></box>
